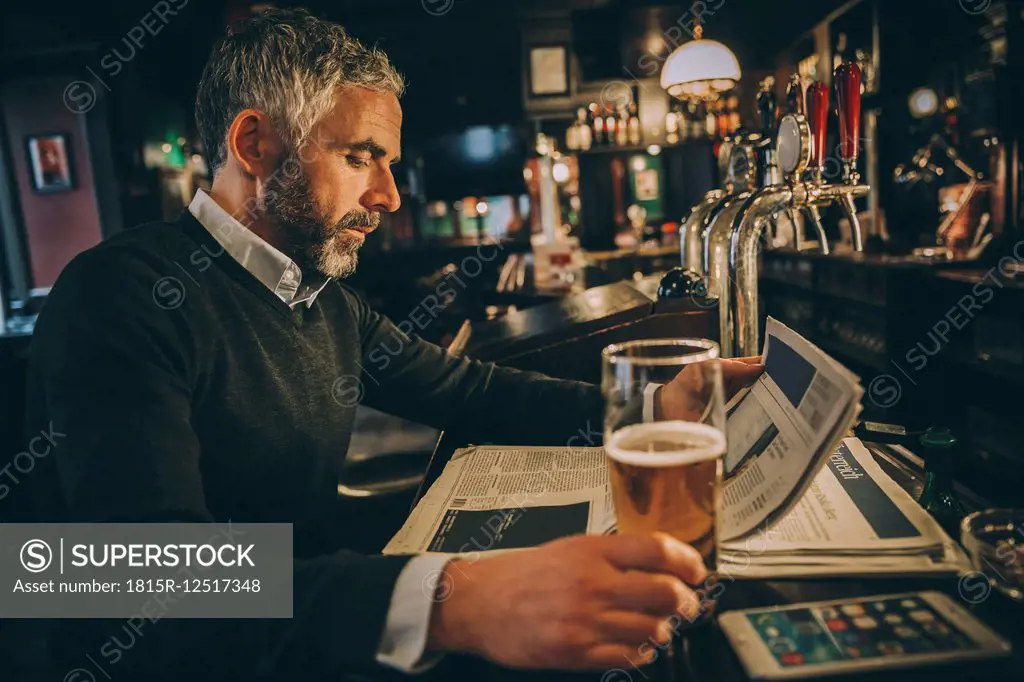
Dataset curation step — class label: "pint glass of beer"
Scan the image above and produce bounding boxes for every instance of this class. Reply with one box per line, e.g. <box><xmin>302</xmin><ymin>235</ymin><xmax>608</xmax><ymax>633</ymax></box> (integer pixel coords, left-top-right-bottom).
<box><xmin>601</xmin><ymin>339</ymin><xmax>725</xmax><ymax>568</ymax></box>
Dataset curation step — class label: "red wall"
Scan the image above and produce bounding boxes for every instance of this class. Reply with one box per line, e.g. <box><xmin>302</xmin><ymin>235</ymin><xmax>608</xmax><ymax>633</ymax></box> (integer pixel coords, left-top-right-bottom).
<box><xmin>2</xmin><ymin>76</ymin><xmax>103</xmax><ymax>289</ymax></box>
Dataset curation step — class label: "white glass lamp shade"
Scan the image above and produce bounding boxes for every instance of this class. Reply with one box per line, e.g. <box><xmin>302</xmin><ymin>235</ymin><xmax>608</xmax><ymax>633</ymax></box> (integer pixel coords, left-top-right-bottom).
<box><xmin>660</xmin><ymin>39</ymin><xmax>741</xmax><ymax>100</ymax></box>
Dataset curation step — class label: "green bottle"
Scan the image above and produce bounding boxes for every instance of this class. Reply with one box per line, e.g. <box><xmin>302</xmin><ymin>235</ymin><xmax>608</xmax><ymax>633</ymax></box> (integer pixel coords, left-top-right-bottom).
<box><xmin>918</xmin><ymin>427</ymin><xmax>966</xmax><ymax>538</ymax></box>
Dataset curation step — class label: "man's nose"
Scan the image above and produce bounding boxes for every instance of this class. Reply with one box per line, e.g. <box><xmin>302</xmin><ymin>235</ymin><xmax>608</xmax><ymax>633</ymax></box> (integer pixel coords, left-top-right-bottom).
<box><xmin>362</xmin><ymin>167</ymin><xmax>401</xmax><ymax>213</ymax></box>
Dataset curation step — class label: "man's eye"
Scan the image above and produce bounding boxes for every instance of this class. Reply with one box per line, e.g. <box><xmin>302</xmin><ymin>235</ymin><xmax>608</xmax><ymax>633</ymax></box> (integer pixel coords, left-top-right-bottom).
<box><xmin>346</xmin><ymin>156</ymin><xmax>371</xmax><ymax>168</ymax></box>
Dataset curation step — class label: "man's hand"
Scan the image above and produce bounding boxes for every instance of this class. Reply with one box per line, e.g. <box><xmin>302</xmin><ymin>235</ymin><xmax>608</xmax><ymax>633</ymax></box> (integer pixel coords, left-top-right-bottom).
<box><xmin>427</xmin><ymin>533</ymin><xmax>708</xmax><ymax>670</ymax></box>
<box><xmin>654</xmin><ymin>356</ymin><xmax>764</xmax><ymax>422</ymax></box>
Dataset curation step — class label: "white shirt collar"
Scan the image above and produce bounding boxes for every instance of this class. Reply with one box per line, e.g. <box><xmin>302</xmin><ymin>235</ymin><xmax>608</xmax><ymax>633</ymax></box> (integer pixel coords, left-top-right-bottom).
<box><xmin>187</xmin><ymin>189</ymin><xmax>330</xmax><ymax>308</ymax></box>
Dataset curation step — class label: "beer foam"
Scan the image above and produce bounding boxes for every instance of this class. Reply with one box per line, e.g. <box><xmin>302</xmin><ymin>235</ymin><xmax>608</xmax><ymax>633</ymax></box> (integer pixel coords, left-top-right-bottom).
<box><xmin>605</xmin><ymin>421</ymin><xmax>726</xmax><ymax>467</ymax></box>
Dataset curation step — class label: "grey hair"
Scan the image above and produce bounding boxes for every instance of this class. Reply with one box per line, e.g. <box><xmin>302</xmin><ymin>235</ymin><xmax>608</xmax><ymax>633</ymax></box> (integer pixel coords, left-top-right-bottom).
<box><xmin>195</xmin><ymin>7</ymin><xmax>405</xmax><ymax>176</ymax></box>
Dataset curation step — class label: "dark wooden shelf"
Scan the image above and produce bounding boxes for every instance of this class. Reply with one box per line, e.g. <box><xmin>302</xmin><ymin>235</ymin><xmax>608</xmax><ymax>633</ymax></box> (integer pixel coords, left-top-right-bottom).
<box><xmin>948</xmin><ymin>353</ymin><xmax>1024</xmax><ymax>385</ymax></box>
<box><xmin>570</xmin><ymin>139</ymin><xmax>712</xmax><ymax>156</ymax></box>
<box><xmin>936</xmin><ymin>269</ymin><xmax>1024</xmax><ymax>290</ymax></box>
<box><xmin>760</xmin><ymin>278</ymin><xmax>887</xmax><ymax>313</ymax></box>
<box><xmin>759</xmin><ymin>276</ymin><xmax>814</xmax><ymax>292</ymax></box>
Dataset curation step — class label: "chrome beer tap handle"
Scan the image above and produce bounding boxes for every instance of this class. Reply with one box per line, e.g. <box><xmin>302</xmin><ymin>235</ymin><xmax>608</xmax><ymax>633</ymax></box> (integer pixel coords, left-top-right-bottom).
<box><xmin>834</xmin><ymin>60</ymin><xmax>866</xmax><ymax>252</ymax></box>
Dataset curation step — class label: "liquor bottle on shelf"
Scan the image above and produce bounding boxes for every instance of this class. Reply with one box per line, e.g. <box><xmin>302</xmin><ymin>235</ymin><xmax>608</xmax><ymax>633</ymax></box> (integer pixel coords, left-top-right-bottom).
<box><xmin>604</xmin><ymin>104</ymin><xmax>618</xmax><ymax>146</ymax></box>
<box><xmin>665</xmin><ymin>102</ymin><xmax>680</xmax><ymax>144</ymax></box>
<box><xmin>576</xmin><ymin>108</ymin><xmax>592</xmax><ymax>150</ymax></box>
<box><xmin>665</xmin><ymin>102</ymin><xmax>680</xmax><ymax>134</ymax></box>
<box><xmin>705</xmin><ymin>101</ymin><xmax>718</xmax><ymax>139</ymax></box>
<box><xmin>677</xmin><ymin>103</ymin><xmax>689</xmax><ymax>141</ymax></box>
<box><xmin>627</xmin><ymin>101</ymin><xmax>641</xmax><ymax>146</ymax></box>
<box><xmin>566</xmin><ymin>121</ymin><xmax>578</xmax><ymax>151</ymax></box>
<box><xmin>566</xmin><ymin>107</ymin><xmax>591</xmax><ymax>152</ymax></box>
<box><xmin>615</xmin><ymin>105</ymin><xmax>629</xmax><ymax>146</ymax></box>
<box><xmin>689</xmin><ymin>101</ymin><xmax>704</xmax><ymax>139</ymax></box>
<box><xmin>589</xmin><ymin>102</ymin><xmax>605</xmax><ymax>146</ymax></box>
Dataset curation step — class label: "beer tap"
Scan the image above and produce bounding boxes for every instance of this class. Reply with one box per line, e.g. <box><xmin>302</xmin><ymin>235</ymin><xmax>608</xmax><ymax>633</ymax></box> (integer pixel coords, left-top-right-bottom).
<box><xmin>703</xmin><ymin>187</ymin><xmax>754</xmax><ymax>358</ymax></box>
<box><xmin>680</xmin><ymin>117</ymin><xmax>745</xmax><ymax>273</ymax></box>
<box><xmin>834</xmin><ymin>60</ymin><xmax>866</xmax><ymax>252</ymax></box>
<box><xmin>784</xmin><ymin>74</ymin><xmax>813</xmax><ymax>251</ymax></box>
<box><xmin>795</xmin><ymin>81</ymin><xmax>831</xmax><ymax>254</ymax></box>
<box><xmin>757</xmin><ymin>77</ymin><xmax>781</xmax><ymax>188</ymax></box>
<box><xmin>680</xmin><ymin>129</ymin><xmax>753</xmax><ymax>274</ymax></box>
<box><xmin>786</xmin><ymin>73</ymin><xmax>804</xmax><ymax>117</ymax></box>
<box><xmin>700</xmin><ymin>88</ymin><xmax>779</xmax><ymax>357</ymax></box>
<box><xmin>680</xmin><ymin>181</ymin><xmax>728</xmax><ymax>274</ymax></box>
<box><xmin>729</xmin><ymin>61</ymin><xmax>869</xmax><ymax>357</ymax></box>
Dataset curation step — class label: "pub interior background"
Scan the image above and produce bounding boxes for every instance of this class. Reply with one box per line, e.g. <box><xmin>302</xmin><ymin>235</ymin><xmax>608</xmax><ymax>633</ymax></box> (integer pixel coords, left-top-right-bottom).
<box><xmin>0</xmin><ymin>0</ymin><xmax>1023</xmax><ymax>670</ymax></box>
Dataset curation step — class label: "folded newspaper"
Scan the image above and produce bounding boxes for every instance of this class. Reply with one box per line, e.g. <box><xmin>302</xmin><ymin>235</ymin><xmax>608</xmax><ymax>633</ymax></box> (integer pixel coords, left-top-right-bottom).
<box><xmin>384</xmin><ymin>318</ymin><xmax>970</xmax><ymax>577</ymax></box>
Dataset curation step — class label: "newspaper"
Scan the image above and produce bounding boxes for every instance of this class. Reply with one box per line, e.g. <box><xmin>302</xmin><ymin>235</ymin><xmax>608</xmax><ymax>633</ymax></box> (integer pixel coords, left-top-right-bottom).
<box><xmin>383</xmin><ymin>319</ymin><xmax>966</xmax><ymax>577</ymax></box>
<box><xmin>384</xmin><ymin>446</ymin><xmax>616</xmax><ymax>555</ymax></box>
<box><xmin>720</xmin><ymin>318</ymin><xmax>863</xmax><ymax>539</ymax></box>
<box><xmin>719</xmin><ymin>438</ymin><xmax>970</xmax><ymax>578</ymax></box>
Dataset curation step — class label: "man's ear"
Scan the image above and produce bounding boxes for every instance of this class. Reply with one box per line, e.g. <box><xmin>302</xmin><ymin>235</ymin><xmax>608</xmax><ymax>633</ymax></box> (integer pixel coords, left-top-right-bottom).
<box><xmin>225</xmin><ymin>108</ymin><xmax>284</xmax><ymax>180</ymax></box>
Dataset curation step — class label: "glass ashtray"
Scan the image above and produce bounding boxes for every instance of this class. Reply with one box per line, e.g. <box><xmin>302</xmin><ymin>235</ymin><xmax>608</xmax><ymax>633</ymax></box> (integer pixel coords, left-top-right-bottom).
<box><xmin>961</xmin><ymin>509</ymin><xmax>1024</xmax><ymax>602</ymax></box>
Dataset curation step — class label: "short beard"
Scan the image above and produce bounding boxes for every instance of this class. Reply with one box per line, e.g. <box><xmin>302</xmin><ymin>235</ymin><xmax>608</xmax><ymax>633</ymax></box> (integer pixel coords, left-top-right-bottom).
<box><xmin>256</xmin><ymin>160</ymin><xmax>378</xmax><ymax>279</ymax></box>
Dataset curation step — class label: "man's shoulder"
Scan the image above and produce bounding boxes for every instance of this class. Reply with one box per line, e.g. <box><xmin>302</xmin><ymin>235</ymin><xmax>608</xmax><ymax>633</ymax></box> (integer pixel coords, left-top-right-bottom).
<box><xmin>67</xmin><ymin>215</ymin><xmax>201</xmax><ymax>274</ymax></box>
<box><xmin>40</xmin><ymin>214</ymin><xmax>205</xmax><ymax>324</ymax></box>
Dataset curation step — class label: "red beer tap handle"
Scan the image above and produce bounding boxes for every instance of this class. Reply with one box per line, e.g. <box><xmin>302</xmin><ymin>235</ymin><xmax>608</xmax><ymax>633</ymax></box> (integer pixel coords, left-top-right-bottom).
<box><xmin>806</xmin><ymin>82</ymin><xmax>829</xmax><ymax>171</ymax></box>
<box><xmin>835</xmin><ymin>61</ymin><xmax>862</xmax><ymax>163</ymax></box>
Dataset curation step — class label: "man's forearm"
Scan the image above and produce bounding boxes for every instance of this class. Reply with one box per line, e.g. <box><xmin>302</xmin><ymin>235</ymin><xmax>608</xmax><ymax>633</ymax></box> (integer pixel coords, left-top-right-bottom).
<box><xmin>475</xmin><ymin>368</ymin><xmax>605</xmax><ymax>446</ymax></box>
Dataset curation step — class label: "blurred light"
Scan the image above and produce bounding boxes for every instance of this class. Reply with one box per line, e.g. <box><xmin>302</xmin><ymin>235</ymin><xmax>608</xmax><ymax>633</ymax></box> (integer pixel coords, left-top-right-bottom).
<box><xmin>191</xmin><ymin>154</ymin><xmax>202</xmax><ymax>162</ymax></box>
<box><xmin>161</xmin><ymin>143</ymin><xmax>172</xmax><ymax>153</ymax></box>
<box><xmin>552</xmin><ymin>161</ymin><xmax>570</xmax><ymax>183</ymax></box>
<box><xmin>535</xmin><ymin>133</ymin><xmax>551</xmax><ymax>156</ymax></box>
<box><xmin>453</xmin><ymin>200</ymin><xmax>464</xmax><ymax>211</ymax></box>
<box><xmin>646</xmin><ymin>144</ymin><xmax>662</xmax><ymax>156</ymax></box>
<box><xmin>523</xmin><ymin>167</ymin><xmax>534</xmax><ymax>183</ymax></box>
<box><xmin>908</xmin><ymin>87</ymin><xmax>938</xmax><ymax>119</ymax></box>
<box><xmin>176</xmin><ymin>136</ymin><xmax>187</xmax><ymax>146</ymax></box>
<box><xmin>426</xmin><ymin>201</ymin><xmax>448</xmax><ymax>218</ymax></box>
<box><xmin>476</xmin><ymin>200</ymin><xmax>489</xmax><ymax>214</ymax></box>
<box><xmin>631</xmin><ymin>156</ymin><xmax>647</xmax><ymax>172</ymax></box>
<box><xmin>646</xmin><ymin>33</ymin><xmax>665</xmax><ymax>55</ymax></box>
<box><xmin>463</xmin><ymin>126</ymin><xmax>497</xmax><ymax>161</ymax></box>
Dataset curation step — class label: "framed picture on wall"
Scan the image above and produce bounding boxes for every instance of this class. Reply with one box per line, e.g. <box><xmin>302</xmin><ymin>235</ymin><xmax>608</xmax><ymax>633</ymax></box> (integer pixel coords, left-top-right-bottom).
<box><xmin>528</xmin><ymin>44</ymin><xmax>570</xmax><ymax>97</ymax></box>
<box><xmin>26</xmin><ymin>133</ymin><xmax>75</xmax><ymax>193</ymax></box>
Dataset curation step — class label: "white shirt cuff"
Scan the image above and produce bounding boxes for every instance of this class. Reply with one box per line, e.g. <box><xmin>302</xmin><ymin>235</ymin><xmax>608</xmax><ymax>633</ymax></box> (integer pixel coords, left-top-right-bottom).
<box><xmin>643</xmin><ymin>382</ymin><xmax>663</xmax><ymax>422</ymax></box>
<box><xmin>375</xmin><ymin>553</ymin><xmax>451</xmax><ymax>673</ymax></box>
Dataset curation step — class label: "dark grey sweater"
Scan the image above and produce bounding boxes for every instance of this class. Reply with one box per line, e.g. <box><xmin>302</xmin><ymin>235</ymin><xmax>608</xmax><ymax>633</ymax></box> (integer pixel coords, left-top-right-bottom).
<box><xmin>18</xmin><ymin>210</ymin><xmax>603</xmax><ymax>680</ymax></box>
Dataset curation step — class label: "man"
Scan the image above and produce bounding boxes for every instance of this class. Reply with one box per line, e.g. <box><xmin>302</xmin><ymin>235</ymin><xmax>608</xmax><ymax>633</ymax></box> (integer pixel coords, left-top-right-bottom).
<box><xmin>20</xmin><ymin>9</ymin><xmax>762</xmax><ymax>680</ymax></box>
